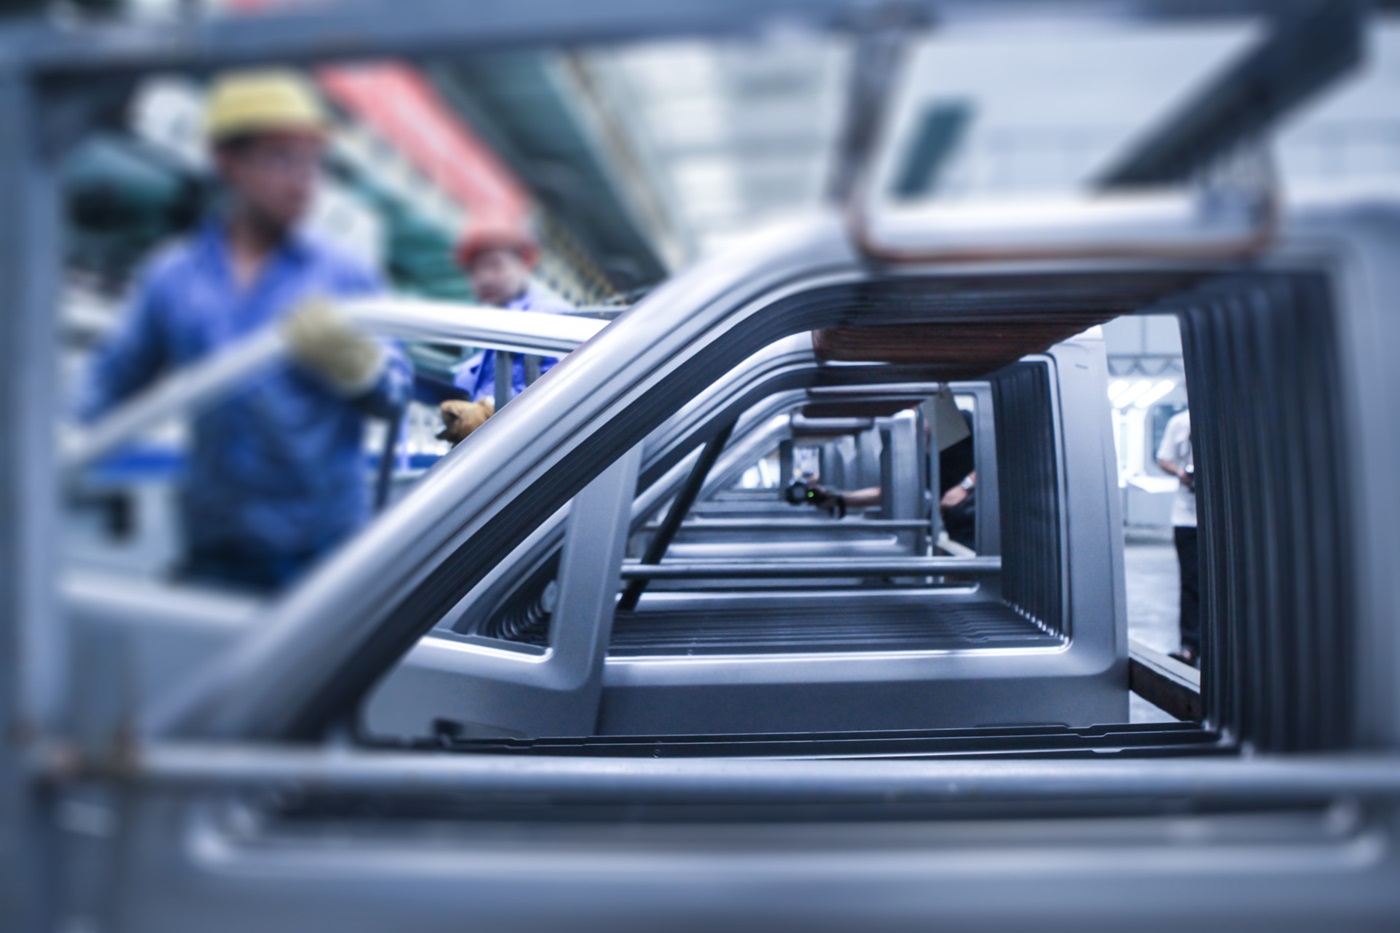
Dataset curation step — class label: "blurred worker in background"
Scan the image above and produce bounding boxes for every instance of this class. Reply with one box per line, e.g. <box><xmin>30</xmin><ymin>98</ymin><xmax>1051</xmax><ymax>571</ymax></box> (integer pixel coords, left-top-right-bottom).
<box><xmin>1157</xmin><ymin>408</ymin><xmax>1200</xmax><ymax>667</ymax></box>
<box><xmin>76</xmin><ymin>70</ymin><xmax>412</xmax><ymax>592</ymax></box>
<box><xmin>437</xmin><ymin>219</ymin><xmax>568</xmax><ymax>444</ymax></box>
<box><xmin>935</xmin><ymin>407</ymin><xmax>977</xmax><ymax>550</ymax></box>
<box><xmin>788</xmin><ymin>397</ymin><xmax>978</xmax><ymax>550</ymax></box>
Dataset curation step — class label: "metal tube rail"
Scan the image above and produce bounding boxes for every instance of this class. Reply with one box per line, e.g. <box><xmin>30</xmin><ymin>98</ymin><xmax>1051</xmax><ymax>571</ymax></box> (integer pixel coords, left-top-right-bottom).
<box><xmin>14</xmin><ymin>2</ymin><xmax>1310</xmax><ymax>80</ymax></box>
<box><xmin>650</xmin><ymin>518</ymin><xmax>931</xmax><ymax>533</ymax></box>
<box><xmin>620</xmin><ymin>556</ymin><xmax>1001</xmax><ymax>580</ymax></box>
<box><xmin>38</xmin><ymin>743</ymin><xmax>1400</xmax><ymax>803</ymax></box>
<box><xmin>351</xmin><ymin>299</ymin><xmax>606</xmax><ymax>356</ymax></box>
<box><xmin>60</xmin><ymin>327</ymin><xmax>285</xmax><ymax>474</ymax></box>
<box><xmin>806</xmin><ymin>383</ymin><xmax>945</xmax><ymax>398</ymax></box>
<box><xmin>790</xmin><ymin>416</ymin><xmax>876</xmax><ymax>436</ymax></box>
<box><xmin>61</xmin><ymin>300</ymin><xmax>604</xmax><ymax>474</ymax></box>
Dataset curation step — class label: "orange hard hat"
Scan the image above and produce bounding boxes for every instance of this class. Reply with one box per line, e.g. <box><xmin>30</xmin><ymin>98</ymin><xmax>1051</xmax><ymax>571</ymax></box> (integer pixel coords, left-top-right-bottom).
<box><xmin>456</xmin><ymin>218</ymin><xmax>540</xmax><ymax>268</ymax></box>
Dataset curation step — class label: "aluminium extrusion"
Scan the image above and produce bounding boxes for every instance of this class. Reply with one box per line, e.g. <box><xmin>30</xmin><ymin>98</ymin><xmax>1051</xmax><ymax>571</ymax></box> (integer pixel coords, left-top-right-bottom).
<box><xmin>38</xmin><ymin>742</ymin><xmax>1400</xmax><ymax>803</ymax></box>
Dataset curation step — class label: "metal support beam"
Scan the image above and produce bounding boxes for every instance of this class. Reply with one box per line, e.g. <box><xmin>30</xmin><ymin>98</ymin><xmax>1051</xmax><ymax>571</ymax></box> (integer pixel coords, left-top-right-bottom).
<box><xmin>827</xmin><ymin>3</ymin><xmax>923</xmax><ymax>202</ymax></box>
<box><xmin>40</xmin><ymin>743</ymin><xmax>1400</xmax><ymax>804</ymax></box>
<box><xmin>12</xmin><ymin>3</ymin><xmax>1330</xmax><ymax>81</ymax></box>
<box><xmin>621</xmin><ymin>556</ymin><xmax>1001</xmax><ymax>580</ymax></box>
<box><xmin>619</xmin><ymin>420</ymin><xmax>735</xmax><ymax>610</ymax></box>
<box><xmin>494</xmin><ymin>350</ymin><xmax>514</xmax><ymax>411</ymax></box>
<box><xmin>790</xmin><ymin>416</ymin><xmax>875</xmax><ymax>436</ymax></box>
<box><xmin>1097</xmin><ymin>0</ymin><xmax>1363</xmax><ymax>186</ymax></box>
<box><xmin>652</xmin><ymin>518</ymin><xmax>931</xmax><ymax>533</ymax></box>
<box><xmin>0</xmin><ymin>63</ymin><xmax>62</xmax><ymax>933</ymax></box>
<box><xmin>1130</xmin><ymin>639</ymin><xmax>1203</xmax><ymax>722</ymax></box>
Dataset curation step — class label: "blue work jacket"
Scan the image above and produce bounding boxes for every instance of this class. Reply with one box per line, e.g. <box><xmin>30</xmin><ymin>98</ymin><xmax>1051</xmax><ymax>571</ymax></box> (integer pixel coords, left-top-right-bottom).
<box><xmin>457</xmin><ymin>288</ymin><xmax>569</xmax><ymax>403</ymax></box>
<box><xmin>77</xmin><ymin>223</ymin><xmax>413</xmax><ymax>562</ymax></box>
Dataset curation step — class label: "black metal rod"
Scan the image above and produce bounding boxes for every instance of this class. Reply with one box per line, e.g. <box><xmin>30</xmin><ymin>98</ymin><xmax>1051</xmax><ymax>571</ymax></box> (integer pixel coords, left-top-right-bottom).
<box><xmin>494</xmin><ymin>350</ymin><xmax>514</xmax><ymax>411</ymax></box>
<box><xmin>643</xmin><ymin>518</ymin><xmax>931</xmax><ymax>533</ymax></box>
<box><xmin>1129</xmin><ymin>640</ymin><xmax>1203</xmax><ymax>722</ymax></box>
<box><xmin>372</xmin><ymin>409</ymin><xmax>405</xmax><ymax>513</ymax></box>
<box><xmin>619</xmin><ymin>421</ymin><xmax>736</xmax><ymax>610</ymax></box>
<box><xmin>621</xmin><ymin>556</ymin><xmax>1001</xmax><ymax>580</ymax></box>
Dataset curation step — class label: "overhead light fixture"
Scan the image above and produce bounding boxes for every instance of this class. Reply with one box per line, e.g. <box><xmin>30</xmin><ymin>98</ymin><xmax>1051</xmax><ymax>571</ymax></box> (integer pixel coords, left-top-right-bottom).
<box><xmin>1107</xmin><ymin>379</ymin><xmax>1130</xmax><ymax>403</ymax></box>
<box><xmin>1112</xmin><ymin>379</ymin><xmax>1154</xmax><ymax>409</ymax></box>
<box><xmin>1134</xmin><ymin>379</ymin><xmax>1177</xmax><ymax>409</ymax></box>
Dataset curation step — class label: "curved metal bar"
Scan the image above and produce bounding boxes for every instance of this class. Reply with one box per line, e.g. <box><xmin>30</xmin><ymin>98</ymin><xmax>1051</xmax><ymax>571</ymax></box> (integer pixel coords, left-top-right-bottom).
<box><xmin>847</xmin><ymin>186</ymin><xmax>1278</xmax><ymax>266</ymax></box>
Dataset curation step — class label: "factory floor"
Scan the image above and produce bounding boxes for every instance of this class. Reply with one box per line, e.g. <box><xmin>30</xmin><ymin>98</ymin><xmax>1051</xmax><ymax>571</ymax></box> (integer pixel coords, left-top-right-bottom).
<box><xmin>1125</xmin><ymin>526</ymin><xmax>1187</xmax><ymax>723</ymax></box>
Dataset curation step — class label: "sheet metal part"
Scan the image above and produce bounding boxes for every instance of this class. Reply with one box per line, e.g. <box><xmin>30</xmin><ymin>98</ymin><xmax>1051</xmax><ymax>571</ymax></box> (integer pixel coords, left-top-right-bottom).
<box><xmin>609</xmin><ymin>598</ymin><xmax>1056</xmax><ymax>656</ymax></box>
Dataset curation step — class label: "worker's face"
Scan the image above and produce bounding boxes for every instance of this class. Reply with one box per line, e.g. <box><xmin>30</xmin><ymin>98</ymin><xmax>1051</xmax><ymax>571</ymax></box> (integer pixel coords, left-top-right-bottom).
<box><xmin>217</xmin><ymin>131</ymin><xmax>324</xmax><ymax>235</ymax></box>
<box><xmin>468</xmin><ymin>248</ymin><xmax>532</xmax><ymax>307</ymax></box>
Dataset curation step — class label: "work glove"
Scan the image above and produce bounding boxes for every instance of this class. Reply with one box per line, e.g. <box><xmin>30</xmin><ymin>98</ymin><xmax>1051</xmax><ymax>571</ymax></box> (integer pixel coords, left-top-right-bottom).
<box><xmin>437</xmin><ymin>397</ymin><xmax>495</xmax><ymax>445</ymax></box>
<box><xmin>281</xmin><ymin>297</ymin><xmax>385</xmax><ymax>397</ymax></box>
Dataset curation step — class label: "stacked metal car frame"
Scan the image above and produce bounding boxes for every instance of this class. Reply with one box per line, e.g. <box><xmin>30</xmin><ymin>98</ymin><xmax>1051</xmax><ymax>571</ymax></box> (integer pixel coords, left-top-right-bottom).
<box><xmin>5</xmin><ymin>2</ymin><xmax>1400</xmax><ymax>931</ymax></box>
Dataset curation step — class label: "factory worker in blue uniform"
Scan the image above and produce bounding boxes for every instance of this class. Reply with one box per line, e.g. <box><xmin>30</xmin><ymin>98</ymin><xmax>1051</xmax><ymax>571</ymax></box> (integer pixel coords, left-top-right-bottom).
<box><xmin>437</xmin><ymin>219</ymin><xmax>569</xmax><ymax>444</ymax></box>
<box><xmin>76</xmin><ymin>71</ymin><xmax>412</xmax><ymax>592</ymax></box>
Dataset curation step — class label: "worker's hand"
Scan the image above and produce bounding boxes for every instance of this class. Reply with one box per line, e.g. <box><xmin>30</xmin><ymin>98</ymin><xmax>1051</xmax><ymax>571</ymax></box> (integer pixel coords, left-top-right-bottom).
<box><xmin>815</xmin><ymin>489</ymin><xmax>847</xmax><ymax>518</ymax></box>
<box><xmin>281</xmin><ymin>297</ymin><xmax>385</xmax><ymax>397</ymax></box>
<box><xmin>437</xmin><ymin>397</ymin><xmax>495</xmax><ymax>445</ymax></box>
<box><xmin>941</xmin><ymin>485</ymin><xmax>970</xmax><ymax>510</ymax></box>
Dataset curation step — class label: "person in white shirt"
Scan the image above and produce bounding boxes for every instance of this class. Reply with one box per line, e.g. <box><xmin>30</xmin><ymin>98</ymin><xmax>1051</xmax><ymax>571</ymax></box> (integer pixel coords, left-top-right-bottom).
<box><xmin>1156</xmin><ymin>409</ymin><xmax>1199</xmax><ymax>666</ymax></box>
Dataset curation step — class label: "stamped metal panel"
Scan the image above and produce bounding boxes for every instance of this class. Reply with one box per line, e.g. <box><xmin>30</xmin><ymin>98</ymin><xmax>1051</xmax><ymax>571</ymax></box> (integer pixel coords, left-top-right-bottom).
<box><xmin>363</xmin><ymin>447</ymin><xmax>639</xmax><ymax>739</ymax></box>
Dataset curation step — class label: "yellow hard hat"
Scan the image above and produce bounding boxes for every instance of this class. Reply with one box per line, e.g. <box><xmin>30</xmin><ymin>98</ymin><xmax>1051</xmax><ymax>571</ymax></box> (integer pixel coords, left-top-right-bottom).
<box><xmin>205</xmin><ymin>69</ymin><xmax>328</xmax><ymax>144</ymax></box>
